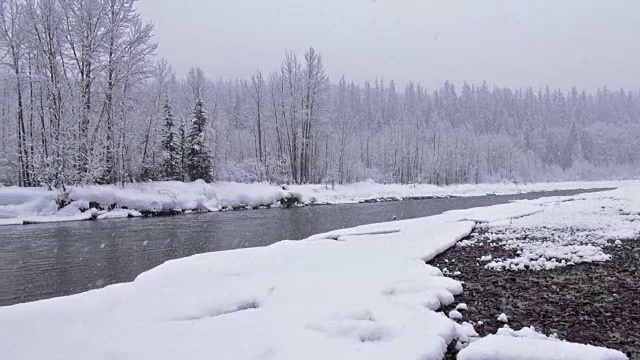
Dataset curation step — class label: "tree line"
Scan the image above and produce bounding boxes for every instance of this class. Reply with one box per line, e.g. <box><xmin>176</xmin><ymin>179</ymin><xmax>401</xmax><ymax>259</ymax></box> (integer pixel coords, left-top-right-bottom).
<box><xmin>1</xmin><ymin>0</ymin><xmax>639</xmax><ymax>187</ymax></box>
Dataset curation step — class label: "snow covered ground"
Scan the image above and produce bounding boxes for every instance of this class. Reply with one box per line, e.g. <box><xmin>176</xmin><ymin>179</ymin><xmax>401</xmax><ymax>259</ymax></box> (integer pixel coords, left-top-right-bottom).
<box><xmin>0</xmin><ymin>179</ymin><xmax>633</xmax><ymax>226</ymax></box>
<box><xmin>461</xmin><ymin>187</ymin><xmax>640</xmax><ymax>271</ymax></box>
<box><xmin>2</xmin><ymin>185</ymin><xmax>637</xmax><ymax>359</ymax></box>
<box><xmin>458</xmin><ymin>326</ymin><xmax>626</xmax><ymax>360</ymax></box>
<box><xmin>290</xmin><ymin>179</ymin><xmax>633</xmax><ymax>205</ymax></box>
<box><xmin>0</xmin><ymin>180</ymin><xmax>291</xmax><ymax>226</ymax></box>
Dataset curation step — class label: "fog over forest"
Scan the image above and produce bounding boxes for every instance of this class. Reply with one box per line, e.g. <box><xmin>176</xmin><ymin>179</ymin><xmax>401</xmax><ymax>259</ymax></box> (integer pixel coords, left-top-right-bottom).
<box><xmin>1</xmin><ymin>0</ymin><xmax>639</xmax><ymax>187</ymax></box>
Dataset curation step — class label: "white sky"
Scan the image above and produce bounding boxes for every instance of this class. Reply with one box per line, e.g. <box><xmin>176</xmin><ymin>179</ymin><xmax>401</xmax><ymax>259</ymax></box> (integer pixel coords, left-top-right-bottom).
<box><xmin>138</xmin><ymin>0</ymin><xmax>640</xmax><ymax>91</ymax></box>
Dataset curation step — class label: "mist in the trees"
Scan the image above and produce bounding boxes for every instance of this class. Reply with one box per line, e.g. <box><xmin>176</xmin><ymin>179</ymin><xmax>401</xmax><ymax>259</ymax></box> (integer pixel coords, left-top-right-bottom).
<box><xmin>0</xmin><ymin>0</ymin><xmax>639</xmax><ymax>187</ymax></box>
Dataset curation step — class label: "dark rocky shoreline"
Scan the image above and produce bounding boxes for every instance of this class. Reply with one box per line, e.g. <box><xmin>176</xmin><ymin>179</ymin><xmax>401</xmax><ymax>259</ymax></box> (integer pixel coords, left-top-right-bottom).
<box><xmin>432</xmin><ymin>228</ymin><xmax>640</xmax><ymax>359</ymax></box>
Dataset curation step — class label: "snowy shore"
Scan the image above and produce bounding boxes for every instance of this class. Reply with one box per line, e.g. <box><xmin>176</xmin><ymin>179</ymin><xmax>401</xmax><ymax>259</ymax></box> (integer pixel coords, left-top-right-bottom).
<box><xmin>2</xmin><ymin>185</ymin><xmax>638</xmax><ymax>359</ymax></box>
<box><xmin>433</xmin><ymin>186</ymin><xmax>640</xmax><ymax>359</ymax></box>
<box><xmin>0</xmin><ymin>179</ymin><xmax>632</xmax><ymax>226</ymax></box>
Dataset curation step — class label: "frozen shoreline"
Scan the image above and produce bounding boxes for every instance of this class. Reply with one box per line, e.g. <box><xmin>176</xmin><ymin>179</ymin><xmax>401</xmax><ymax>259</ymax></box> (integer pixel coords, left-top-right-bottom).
<box><xmin>0</xmin><ymin>179</ymin><xmax>633</xmax><ymax>226</ymax></box>
<box><xmin>1</xmin><ymin>185</ymin><xmax>637</xmax><ymax>359</ymax></box>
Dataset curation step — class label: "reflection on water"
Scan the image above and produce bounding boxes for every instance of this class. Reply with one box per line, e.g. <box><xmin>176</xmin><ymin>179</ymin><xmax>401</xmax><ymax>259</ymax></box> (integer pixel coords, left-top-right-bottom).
<box><xmin>0</xmin><ymin>189</ymin><xmax>610</xmax><ymax>306</ymax></box>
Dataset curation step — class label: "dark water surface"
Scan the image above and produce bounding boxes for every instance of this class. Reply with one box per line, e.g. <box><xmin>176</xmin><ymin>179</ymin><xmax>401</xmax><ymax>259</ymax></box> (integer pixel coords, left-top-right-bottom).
<box><xmin>0</xmin><ymin>189</ymin><xmax>610</xmax><ymax>306</ymax></box>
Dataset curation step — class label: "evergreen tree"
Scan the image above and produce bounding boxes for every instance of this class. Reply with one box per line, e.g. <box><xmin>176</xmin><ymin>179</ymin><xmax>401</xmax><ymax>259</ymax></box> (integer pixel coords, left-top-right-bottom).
<box><xmin>178</xmin><ymin>120</ymin><xmax>187</xmax><ymax>177</ymax></box>
<box><xmin>139</xmin><ymin>159</ymin><xmax>158</xmax><ymax>182</ymax></box>
<box><xmin>160</xmin><ymin>100</ymin><xmax>181</xmax><ymax>180</ymax></box>
<box><xmin>186</xmin><ymin>98</ymin><xmax>212</xmax><ymax>181</ymax></box>
<box><xmin>560</xmin><ymin>122</ymin><xmax>580</xmax><ymax>170</ymax></box>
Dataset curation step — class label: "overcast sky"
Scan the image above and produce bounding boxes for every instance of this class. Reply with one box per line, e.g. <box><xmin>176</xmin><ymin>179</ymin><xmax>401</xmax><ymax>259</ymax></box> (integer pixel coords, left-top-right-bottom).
<box><xmin>138</xmin><ymin>0</ymin><xmax>640</xmax><ymax>91</ymax></box>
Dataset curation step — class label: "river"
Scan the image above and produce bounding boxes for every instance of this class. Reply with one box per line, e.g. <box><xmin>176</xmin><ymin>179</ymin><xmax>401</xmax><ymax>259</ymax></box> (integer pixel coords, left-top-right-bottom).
<box><xmin>0</xmin><ymin>189</ymin><xmax>610</xmax><ymax>306</ymax></box>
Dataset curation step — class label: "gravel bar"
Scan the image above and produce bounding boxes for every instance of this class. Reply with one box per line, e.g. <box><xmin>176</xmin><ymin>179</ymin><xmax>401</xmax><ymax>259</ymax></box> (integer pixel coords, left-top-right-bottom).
<box><xmin>431</xmin><ymin>227</ymin><xmax>640</xmax><ymax>360</ymax></box>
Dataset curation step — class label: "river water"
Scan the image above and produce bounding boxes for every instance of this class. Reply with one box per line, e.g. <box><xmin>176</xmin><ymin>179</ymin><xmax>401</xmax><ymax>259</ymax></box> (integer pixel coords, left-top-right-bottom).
<box><xmin>0</xmin><ymin>189</ymin><xmax>610</xmax><ymax>306</ymax></box>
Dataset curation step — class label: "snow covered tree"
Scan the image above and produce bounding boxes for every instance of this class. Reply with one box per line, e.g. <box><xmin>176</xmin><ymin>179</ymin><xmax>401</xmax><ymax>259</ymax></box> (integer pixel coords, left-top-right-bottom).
<box><xmin>160</xmin><ymin>99</ymin><xmax>180</xmax><ymax>180</ymax></box>
<box><xmin>139</xmin><ymin>156</ymin><xmax>158</xmax><ymax>181</ymax></box>
<box><xmin>186</xmin><ymin>98</ymin><xmax>212</xmax><ymax>182</ymax></box>
<box><xmin>1</xmin><ymin>5</ymin><xmax>640</xmax><ymax>189</ymax></box>
<box><xmin>178</xmin><ymin>119</ymin><xmax>187</xmax><ymax>176</ymax></box>
<box><xmin>245</xmin><ymin>70</ymin><xmax>265</xmax><ymax>164</ymax></box>
<box><xmin>0</xmin><ymin>0</ymin><xmax>29</xmax><ymax>186</ymax></box>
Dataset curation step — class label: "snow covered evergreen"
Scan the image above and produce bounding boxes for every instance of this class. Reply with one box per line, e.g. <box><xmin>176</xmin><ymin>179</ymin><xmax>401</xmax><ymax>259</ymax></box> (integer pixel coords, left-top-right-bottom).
<box><xmin>178</xmin><ymin>119</ymin><xmax>188</xmax><ymax>177</ymax></box>
<box><xmin>186</xmin><ymin>99</ymin><xmax>212</xmax><ymax>182</ymax></box>
<box><xmin>160</xmin><ymin>100</ymin><xmax>181</xmax><ymax>181</ymax></box>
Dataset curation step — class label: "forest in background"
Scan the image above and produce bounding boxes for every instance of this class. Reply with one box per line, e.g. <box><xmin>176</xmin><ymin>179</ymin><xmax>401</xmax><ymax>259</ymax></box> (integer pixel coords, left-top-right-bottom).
<box><xmin>1</xmin><ymin>0</ymin><xmax>639</xmax><ymax>187</ymax></box>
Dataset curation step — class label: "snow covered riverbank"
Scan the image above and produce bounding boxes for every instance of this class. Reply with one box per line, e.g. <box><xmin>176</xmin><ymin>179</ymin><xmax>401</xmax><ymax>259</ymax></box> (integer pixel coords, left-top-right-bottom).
<box><xmin>290</xmin><ymin>179</ymin><xmax>632</xmax><ymax>205</ymax></box>
<box><xmin>0</xmin><ymin>179</ymin><xmax>633</xmax><ymax>226</ymax></box>
<box><xmin>2</xmin><ymin>185</ymin><xmax>637</xmax><ymax>359</ymax></box>
<box><xmin>432</xmin><ymin>186</ymin><xmax>640</xmax><ymax>359</ymax></box>
<box><xmin>460</xmin><ymin>186</ymin><xmax>640</xmax><ymax>271</ymax></box>
<box><xmin>0</xmin><ymin>181</ymin><xmax>294</xmax><ymax>226</ymax></box>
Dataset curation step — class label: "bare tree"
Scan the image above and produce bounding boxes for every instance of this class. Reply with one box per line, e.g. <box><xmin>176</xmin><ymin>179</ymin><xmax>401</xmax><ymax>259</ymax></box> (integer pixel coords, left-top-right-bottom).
<box><xmin>60</xmin><ymin>0</ymin><xmax>105</xmax><ymax>179</ymax></box>
<box><xmin>245</xmin><ymin>69</ymin><xmax>264</xmax><ymax>164</ymax></box>
<box><xmin>300</xmin><ymin>47</ymin><xmax>327</xmax><ymax>183</ymax></box>
<box><xmin>0</xmin><ymin>0</ymin><xmax>30</xmax><ymax>185</ymax></box>
<box><xmin>186</xmin><ymin>66</ymin><xmax>207</xmax><ymax>101</ymax></box>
